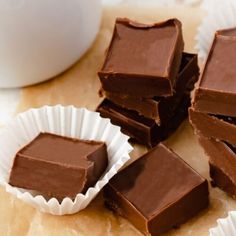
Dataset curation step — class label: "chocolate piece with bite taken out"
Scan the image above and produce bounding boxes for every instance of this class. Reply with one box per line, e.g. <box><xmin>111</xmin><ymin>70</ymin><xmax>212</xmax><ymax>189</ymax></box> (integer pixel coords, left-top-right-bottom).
<box><xmin>9</xmin><ymin>133</ymin><xmax>108</xmax><ymax>201</ymax></box>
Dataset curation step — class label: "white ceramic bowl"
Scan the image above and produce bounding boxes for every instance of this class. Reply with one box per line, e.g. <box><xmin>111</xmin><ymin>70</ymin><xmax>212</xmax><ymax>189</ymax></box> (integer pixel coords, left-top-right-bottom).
<box><xmin>0</xmin><ymin>0</ymin><xmax>102</xmax><ymax>88</ymax></box>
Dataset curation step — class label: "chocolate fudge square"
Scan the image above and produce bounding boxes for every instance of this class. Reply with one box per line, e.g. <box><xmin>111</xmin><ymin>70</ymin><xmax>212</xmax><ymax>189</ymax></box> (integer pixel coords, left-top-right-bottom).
<box><xmin>198</xmin><ymin>136</ymin><xmax>236</xmax><ymax>197</ymax></box>
<box><xmin>193</xmin><ymin>27</ymin><xmax>236</xmax><ymax>117</ymax></box>
<box><xmin>9</xmin><ymin>133</ymin><xmax>108</xmax><ymax>201</ymax></box>
<box><xmin>98</xmin><ymin>18</ymin><xmax>184</xmax><ymax>97</ymax></box>
<box><xmin>104</xmin><ymin>144</ymin><xmax>209</xmax><ymax>236</ymax></box>
<box><xmin>104</xmin><ymin>52</ymin><xmax>199</xmax><ymax>123</ymax></box>
<box><xmin>189</xmin><ymin>108</ymin><xmax>236</xmax><ymax>147</ymax></box>
<box><xmin>97</xmin><ymin>94</ymin><xmax>190</xmax><ymax>147</ymax></box>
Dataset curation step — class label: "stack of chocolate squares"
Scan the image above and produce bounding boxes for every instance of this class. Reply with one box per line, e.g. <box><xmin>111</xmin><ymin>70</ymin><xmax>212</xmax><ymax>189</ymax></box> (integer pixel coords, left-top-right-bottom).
<box><xmin>190</xmin><ymin>28</ymin><xmax>236</xmax><ymax>197</ymax></box>
<box><xmin>97</xmin><ymin>18</ymin><xmax>199</xmax><ymax>147</ymax></box>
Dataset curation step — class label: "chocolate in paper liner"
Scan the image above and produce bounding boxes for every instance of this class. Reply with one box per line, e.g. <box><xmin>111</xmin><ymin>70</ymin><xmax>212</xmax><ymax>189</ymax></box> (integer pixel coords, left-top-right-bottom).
<box><xmin>0</xmin><ymin>105</ymin><xmax>132</xmax><ymax>215</ymax></box>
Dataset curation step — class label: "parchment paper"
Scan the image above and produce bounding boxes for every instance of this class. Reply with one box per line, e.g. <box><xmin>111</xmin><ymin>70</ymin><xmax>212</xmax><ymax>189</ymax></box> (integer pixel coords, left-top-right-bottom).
<box><xmin>2</xmin><ymin>4</ymin><xmax>236</xmax><ymax>236</ymax></box>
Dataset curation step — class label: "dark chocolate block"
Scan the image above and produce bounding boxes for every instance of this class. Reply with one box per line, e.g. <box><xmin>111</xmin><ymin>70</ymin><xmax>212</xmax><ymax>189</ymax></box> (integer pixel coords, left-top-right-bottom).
<box><xmin>193</xmin><ymin>28</ymin><xmax>236</xmax><ymax>117</ymax></box>
<box><xmin>97</xmin><ymin>91</ymin><xmax>190</xmax><ymax>147</ymax></box>
<box><xmin>210</xmin><ymin>163</ymin><xmax>236</xmax><ymax>197</ymax></box>
<box><xmin>9</xmin><ymin>133</ymin><xmax>108</xmax><ymax>201</ymax></box>
<box><xmin>198</xmin><ymin>136</ymin><xmax>236</xmax><ymax>197</ymax></box>
<box><xmin>104</xmin><ymin>143</ymin><xmax>209</xmax><ymax>236</ymax></box>
<box><xmin>189</xmin><ymin>108</ymin><xmax>236</xmax><ymax>147</ymax></box>
<box><xmin>98</xmin><ymin>18</ymin><xmax>184</xmax><ymax>97</ymax></box>
<box><xmin>103</xmin><ymin>52</ymin><xmax>199</xmax><ymax>124</ymax></box>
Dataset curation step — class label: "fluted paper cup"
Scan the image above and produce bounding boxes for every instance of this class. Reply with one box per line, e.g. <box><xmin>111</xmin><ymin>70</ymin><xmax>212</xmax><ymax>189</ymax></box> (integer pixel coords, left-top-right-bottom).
<box><xmin>196</xmin><ymin>0</ymin><xmax>236</xmax><ymax>59</ymax></box>
<box><xmin>0</xmin><ymin>105</ymin><xmax>133</xmax><ymax>215</ymax></box>
<box><xmin>209</xmin><ymin>211</ymin><xmax>236</xmax><ymax>236</ymax></box>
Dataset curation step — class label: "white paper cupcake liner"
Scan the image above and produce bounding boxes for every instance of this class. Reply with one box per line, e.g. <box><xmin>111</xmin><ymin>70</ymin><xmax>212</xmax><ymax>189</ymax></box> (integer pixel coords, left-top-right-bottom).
<box><xmin>196</xmin><ymin>0</ymin><xmax>236</xmax><ymax>59</ymax></box>
<box><xmin>209</xmin><ymin>211</ymin><xmax>236</xmax><ymax>236</ymax></box>
<box><xmin>0</xmin><ymin>105</ymin><xmax>133</xmax><ymax>215</ymax></box>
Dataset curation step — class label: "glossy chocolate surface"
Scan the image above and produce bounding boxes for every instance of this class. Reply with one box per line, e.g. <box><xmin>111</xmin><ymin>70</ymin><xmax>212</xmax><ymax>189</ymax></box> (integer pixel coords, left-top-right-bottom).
<box><xmin>104</xmin><ymin>143</ymin><xmax>209</xmax><ymax>236</ymax></box>
<box><xmin>9</xmin><ymin>133</ymin><xmax>108</xmax><ymax>201</ymax></box>
<box><xmin>193</xmin><ymin>28</ymin><xmax>236</xmax><ymax>117</ymax></box>
<box><xmin>104</xmin><ymin>52</ymin><xmax>199</xmax><ymax>123</ymax></box>
<box><xmin>98</xmin><ymin>18</ymin><xmax>184</xmax><ymax>97</ymax></box>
